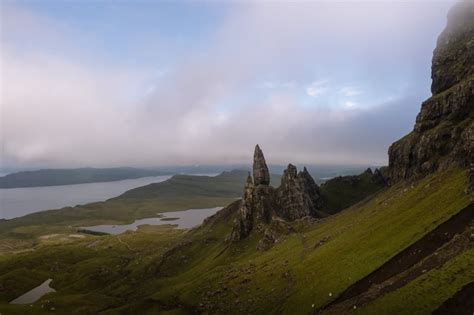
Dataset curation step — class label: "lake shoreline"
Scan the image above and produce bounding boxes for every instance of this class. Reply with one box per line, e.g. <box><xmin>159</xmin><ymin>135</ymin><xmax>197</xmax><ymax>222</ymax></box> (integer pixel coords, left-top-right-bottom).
<box><xmin>79</xmin><ymin>207</ymin><xmax>223</xmax><ymax>234</ymax></box>
<box><xmin>0</xmin><ymin>175</ymin><xmax>173</xmax><ymax>219</ymax></box>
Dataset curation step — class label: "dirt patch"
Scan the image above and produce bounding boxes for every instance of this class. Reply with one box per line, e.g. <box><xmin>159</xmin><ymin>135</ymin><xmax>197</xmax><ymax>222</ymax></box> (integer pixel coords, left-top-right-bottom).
<box><xmin>433</xmin><ymin>282</ymin><xmax>474</xmax><ymax>315</ymax></box>
<box><xmin>319</xmin><ymin>225</ymin><xmax>473</xmax><ymax>314</ymax></box>
<box><xmin>317</xmin><ymin>203</ymin><xmax>474</xmax><ymax>313</ymax></box>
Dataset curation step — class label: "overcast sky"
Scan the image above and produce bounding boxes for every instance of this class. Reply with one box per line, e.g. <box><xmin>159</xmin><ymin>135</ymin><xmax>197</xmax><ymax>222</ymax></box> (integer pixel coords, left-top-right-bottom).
<box><xmin>0</xmin><ymin>0</ymin><xmax>457</xmax><ymax>169</ymax></box>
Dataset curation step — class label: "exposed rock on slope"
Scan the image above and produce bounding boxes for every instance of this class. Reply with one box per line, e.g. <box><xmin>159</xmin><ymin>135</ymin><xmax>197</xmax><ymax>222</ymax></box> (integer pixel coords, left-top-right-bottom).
<box><xmin>277</xmin><ymin>164</ymin><xmax>316</xmax><ymax>220</ymax></box>
<box><xmin>230</xmin><ymin>174</ymin><xmax>256</xmax><ymax>240</ymax></box>
<box><xmin>231</xmin><ymin>145</ymin><xmax>325</xmax><ymax>244</ymax></box>
<box><xmin>388</xmin><ymin>0</ymin><xmax>474</xmax><ymax>185</ymax></box>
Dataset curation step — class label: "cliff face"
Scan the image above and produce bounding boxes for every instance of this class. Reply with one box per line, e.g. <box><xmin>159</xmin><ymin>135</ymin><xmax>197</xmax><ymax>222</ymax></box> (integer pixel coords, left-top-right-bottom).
<box><xmin>230</xmin><ymin>145</ymin><xmax>325</xmax><ymax>246</ymax></box>
<box><xmin>431</xmin><ymin>1</ymin><xmax>474</xmax><ymax>95</ymax></box>
<box><xmin>388</xmin><ymin>1</ymin><xmax>474</xmax><ymax>188</ymax></box>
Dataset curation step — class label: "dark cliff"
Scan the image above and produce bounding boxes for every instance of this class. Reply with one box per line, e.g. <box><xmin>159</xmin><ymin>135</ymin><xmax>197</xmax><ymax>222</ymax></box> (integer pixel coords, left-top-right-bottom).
<box><xmin>388</xmin><ymin>0</ymin><xmax>474</xmax><ymax>189</ymax></box>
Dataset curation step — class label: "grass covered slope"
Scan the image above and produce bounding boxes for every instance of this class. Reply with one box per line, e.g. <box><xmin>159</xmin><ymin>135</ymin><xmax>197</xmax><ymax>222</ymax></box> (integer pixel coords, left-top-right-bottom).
<box><xmin>320</xmin><ymin>168</ymin><xmax>386</xmax><ymax>214</ymax></box>
<box><xmin>151</xmin><ymin>168</ymin><xmax>470</xmax><ymax>314</ymax></box>
<box><xmin>0</xmin><ymin>170</ymin><xmax>277</xmax><ymax>251</ymax></box>
<box><xmin>0</xmin><ymin>225</ymin><xmax>187</xmax><ymax>314</ymax></box>
<box><xmin>1</xmin><ymin>168</ymin><xmax>470</xmax><ymax>314</ymax></box>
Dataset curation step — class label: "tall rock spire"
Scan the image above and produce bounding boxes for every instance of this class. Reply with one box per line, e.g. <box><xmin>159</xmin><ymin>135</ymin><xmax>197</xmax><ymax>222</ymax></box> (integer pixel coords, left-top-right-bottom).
<box><xmin>231</xmin><ymin>146</ymin><xmax>327</xmax><ymax>246</ymax></box>
<box><xmin>253</xmin><ymin>144</ymin><xmax>270</xmax><ymax>186</ymax></box>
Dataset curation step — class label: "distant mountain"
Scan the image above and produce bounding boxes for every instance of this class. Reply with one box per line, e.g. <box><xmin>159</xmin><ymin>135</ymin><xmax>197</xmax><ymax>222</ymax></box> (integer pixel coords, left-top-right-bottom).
<box><xmin>0</xmin><ymin>167</ymin><xmax>171</xmax><ymax>188</ymax></box>
<box><xmin>0</xmin><ymin>164</ymin><xmax>371</xmax><ymax>189</ymax></box>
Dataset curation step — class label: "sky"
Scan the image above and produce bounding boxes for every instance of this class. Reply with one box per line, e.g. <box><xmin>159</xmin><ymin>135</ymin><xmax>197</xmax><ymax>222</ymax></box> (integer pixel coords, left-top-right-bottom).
<box><xmin>0</xmin><ymin>0</ymin><xmax>457</xmax><ymax>170</ymax></box>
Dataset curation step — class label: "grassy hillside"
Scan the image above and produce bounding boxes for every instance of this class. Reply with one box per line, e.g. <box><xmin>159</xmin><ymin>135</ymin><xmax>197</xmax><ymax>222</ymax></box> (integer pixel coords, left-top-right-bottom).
<box><xmin>320</xmin><ymin>168</ymin><xmax>386</xmax><ymax>214</ymax></box>
<box><xmin>0</xmin><ymin>170</ymin><xmax>282</xmax><ymax>251</ymax></box>
<box><xmin>0</xmin><ymin>167</ymin><xmax>470</xmax><ymax>314</ymax></box>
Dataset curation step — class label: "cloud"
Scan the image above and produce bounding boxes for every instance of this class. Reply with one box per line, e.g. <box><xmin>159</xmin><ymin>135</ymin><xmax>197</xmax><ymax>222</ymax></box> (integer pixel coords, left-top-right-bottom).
<box><xmin>344</xmin><ymin>101</ymin><xmax>358</xmax><ymax>108</ymax></box>
<box><xmin>339</xmin><ymin>87</ymin><xmax>363</xmax><ymax>97</ymax></box>
<box><xmin>261</xmin><ymin>81</ymin><xmax>297</xmax><ymax>90</ymax></box>
<box><xmin>1</xmin><ymin>1</ymin><xmax>455</xmax><ymax>169</ymax></box>
<box><xmin>306</xmin><ymin>80</ymin><xmax>329</xmax><ymax>98</ymax></box>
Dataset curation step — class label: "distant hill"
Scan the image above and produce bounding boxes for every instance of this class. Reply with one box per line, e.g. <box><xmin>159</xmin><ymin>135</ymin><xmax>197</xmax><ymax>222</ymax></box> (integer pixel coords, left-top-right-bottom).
<box><xmin>0</xmin><ymin>167</ymin><xmax>171</xmax><ymax>188</ymax></box>
<box><xmin>0</xmin><ymin>170</ymin><xmax>281</xmax><ymax>237</ymax></box>
<box><xmin>320</xmin><ymin>167</ymin><xmax>387</xmax><ymax>214</ymax></box>
<box><xmin>0</xmin><ymin>164</ymin><xmax>368</xmax><ymax>189</ymax></box>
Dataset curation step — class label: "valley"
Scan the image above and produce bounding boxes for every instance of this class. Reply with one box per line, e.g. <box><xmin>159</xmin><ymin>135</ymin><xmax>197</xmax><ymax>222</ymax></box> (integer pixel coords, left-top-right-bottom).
<box><xmin>1</xmin><ymin>1</ymin><xmax>473</xmax><ymax>314</ymax></box>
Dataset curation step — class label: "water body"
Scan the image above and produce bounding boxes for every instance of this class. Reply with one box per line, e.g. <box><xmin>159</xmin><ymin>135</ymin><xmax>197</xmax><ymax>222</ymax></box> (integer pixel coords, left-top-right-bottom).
<box><xmin>10</xmin><ymin>279</ymin><xmax>56</xmax><ymax>304</ymax></box>
<box><xmin>0</xmin><ymin>176</ymin><xmax>171</xmax><ymax>219</ymax></box>
<box><xmin>80</xmin><ymin>207</ymin><xmax>223</xmax><ymax>234</ymax></box>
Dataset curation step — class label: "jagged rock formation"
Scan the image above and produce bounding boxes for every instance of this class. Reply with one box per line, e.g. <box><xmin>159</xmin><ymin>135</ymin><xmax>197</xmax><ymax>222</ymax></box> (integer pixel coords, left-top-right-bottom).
<box><xmin>388</xmin><ymin>0</ymin><xmax>474</xmax><ymax>186</ymax></box>
<box><xmin>253</xmin><ymin>144</ymin><xmax>270</xmax><ymax>186</ymax></box>
<box><xmin>299</xmin><ymin>167</ymin><xmax>325</xmax><ymax>210</ymax></box>
<box><xmin>277</xmin><ymin>164</ymin><xmax>318</xmax><ymax>220</ymax></box>
<box><xmin>230</xmin><ymin>174</ymin><xmax>254</xmax><ymax>241</ymax></box>
<box><xmin>231</xmin><ymin>145</ymin><xmax>325</xmax><ymax>244</ymax></box>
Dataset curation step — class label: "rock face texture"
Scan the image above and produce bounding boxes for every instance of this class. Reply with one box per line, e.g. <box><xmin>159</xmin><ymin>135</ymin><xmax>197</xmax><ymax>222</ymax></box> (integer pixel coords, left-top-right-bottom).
<box><xmin>388</xmin><ymin>0</ymin><xmax>474</xmax><ymax>185</ymax></box>
<box><xmin>253</xmin><ymin>144</ymin><xmax>270</xmax><ymax>186</ymax></box>
<box><xmin>230</xmin><ymin>174</ymin><xmax>254</xmax><ymax>241</ymax></box>
<box><xmin>231</xmin><ymin>146</ymin><xmax>325</xmax><ymax>244</ymax></box>
<box><xmin>299</xmin><ymin>167</ymin><xmax>325</xmax><ymax>210</ymax></box>
<box><xmin>277</xmin><ymin>164</ymin><xmax>318</xmax><ymax>220</ymax></box>
<box><xmin>431</xmin><ymin>1</ymin><xmax>474</xmax><ymax>95</ymax></box>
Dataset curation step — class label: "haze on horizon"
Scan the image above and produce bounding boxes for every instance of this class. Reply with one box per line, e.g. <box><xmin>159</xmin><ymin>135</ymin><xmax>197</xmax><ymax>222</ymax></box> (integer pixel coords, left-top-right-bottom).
<box><xmin>0</xmin><ymin>0</ymin><xmax>457</xmax><ymax>170</ymax></box>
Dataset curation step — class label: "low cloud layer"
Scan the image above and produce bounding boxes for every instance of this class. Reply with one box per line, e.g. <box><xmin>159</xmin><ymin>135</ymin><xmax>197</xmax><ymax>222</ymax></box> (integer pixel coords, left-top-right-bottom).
<box><xmin>0</xmin><ymin>1</ymin><xmax>455</xmax><ymax>169</ymax></box>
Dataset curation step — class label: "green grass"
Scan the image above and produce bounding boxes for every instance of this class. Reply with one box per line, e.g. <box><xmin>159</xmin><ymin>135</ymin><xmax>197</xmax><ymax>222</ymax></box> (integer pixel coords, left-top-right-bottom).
<box><xmin>0</xmin><ymin>168</ymin><xmax>471</xmax><ymax>314</ymax></box>
<box><xmin>359</xmin><ymin>248</ymin><xmax>474</xmax><ymax>315</ymax></box>
<box><xmin>1</xmin><ymin>170</ymin><xmax>283</xmax><ymax>251</ymax></box>
<box><xmin>320</xmin><ymin>169</ymin><xmax>386</xmax><ymax>213</ymax></box>
<box><xmin>0</xmin><ymin>225</ymin><xmax>185</xmax><ymax>313</ymax></box>
<box><xmin>149</xmin><ymin>168</ymin><xmax>470</xmax><ymax>314</ymax></box>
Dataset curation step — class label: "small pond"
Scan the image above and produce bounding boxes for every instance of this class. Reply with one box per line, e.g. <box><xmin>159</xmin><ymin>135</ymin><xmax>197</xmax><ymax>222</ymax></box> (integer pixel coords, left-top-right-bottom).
<box><xmin>10</xmin><ymin>279</ymin><xmax>56</xmax><ymax>304</ymax></box>
<box><xmin>80</xmin><ymin>207</ymin><xmax>223</xmax><ymax>235</ymax></box>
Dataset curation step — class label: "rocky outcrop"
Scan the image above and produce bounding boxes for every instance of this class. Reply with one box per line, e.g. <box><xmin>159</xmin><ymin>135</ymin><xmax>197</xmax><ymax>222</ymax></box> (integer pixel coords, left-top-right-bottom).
<box><xmin>388</xmin><ymin>0</ymin><xmax>474</xmax><ymax>185</ymax></box>
<box><xmin>276</xmin><ymin>164</ymin><xmax>320</xmax><ymax>220</ymax></box>
<box><xmin>230</xmin><ymin>174</ymin><xmax>254</xmax><ymax>241</ymax></box>
<box><xmin>253</xmin><ymin>144</ymin><xmax>270</xmax><ymax>186</ymax></box>
<box><xmin>230</xmin><ymin>146</ymin><xmax>325</xmax><ymax>244</ymax></box>
<box><xmin>431</xmin><ymin>1</ymin><xmax>474</xmax><ymax>95</ymax></box>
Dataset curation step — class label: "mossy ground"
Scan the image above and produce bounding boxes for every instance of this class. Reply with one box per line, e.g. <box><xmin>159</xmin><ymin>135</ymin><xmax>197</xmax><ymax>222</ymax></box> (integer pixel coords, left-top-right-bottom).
<box><xmin>0</xmin><ymin>168</ymin><xmax>471</xmax><ymax>314</ymax></box>
<box><xmin>320</xmin><ymin>170</ymin><xmax>385</xmax><ymax>213</ymax></box>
